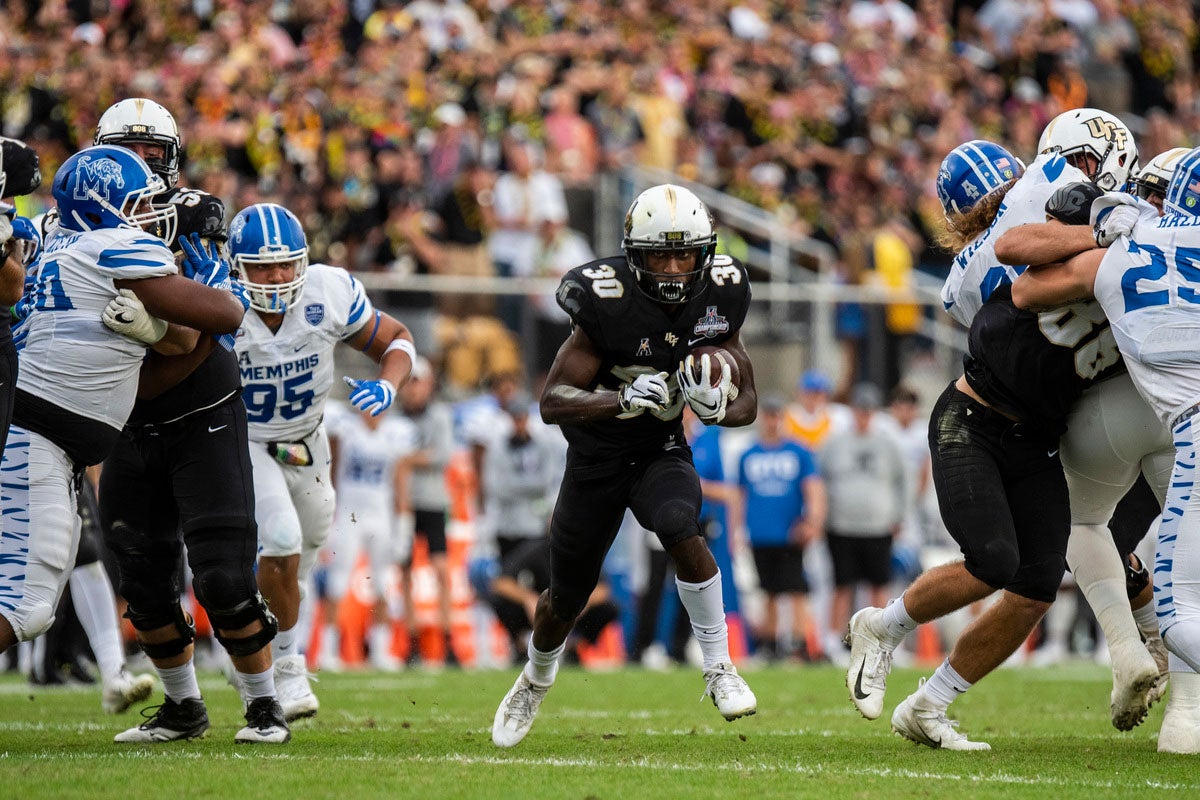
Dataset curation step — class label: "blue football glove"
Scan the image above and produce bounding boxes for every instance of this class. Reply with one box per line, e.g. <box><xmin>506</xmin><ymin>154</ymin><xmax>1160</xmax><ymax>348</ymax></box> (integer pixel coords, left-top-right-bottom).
<box><xmin>180</xmin><ymin>232</ymin><xmax>230</xmax><ymax>287</ymax></box>
<box><xmin>343</xmin><ymin>376</ymin><xmax>396</xmax><ymax>416</ymax></box>
<box><xmin>229</xmin><ymin>279</ymin><xmax>252</xmax><ymax>312</ymax></box>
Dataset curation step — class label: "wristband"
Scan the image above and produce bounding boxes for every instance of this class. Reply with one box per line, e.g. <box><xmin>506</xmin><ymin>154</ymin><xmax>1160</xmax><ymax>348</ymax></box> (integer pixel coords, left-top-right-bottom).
<box><xmin>384</xmin><ymin>337</ymin><xmax>417</xmax><ymax>363</ymax></box>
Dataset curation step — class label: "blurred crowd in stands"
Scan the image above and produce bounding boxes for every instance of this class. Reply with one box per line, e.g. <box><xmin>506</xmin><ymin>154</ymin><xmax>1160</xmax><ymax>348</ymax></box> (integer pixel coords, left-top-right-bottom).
<box><xmin>3</xmin><ymin>0</ymin><xmax>1199</xmax><ymax>394</ymax></box>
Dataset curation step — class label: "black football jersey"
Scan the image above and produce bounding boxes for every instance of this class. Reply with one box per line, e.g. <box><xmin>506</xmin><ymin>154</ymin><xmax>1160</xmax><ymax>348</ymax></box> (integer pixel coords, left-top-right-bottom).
<box><xmin>554</xmin><ymin>254</ymin><xmax>751</xmax><ymax>463</ymax></box>
<box><xmin>964</xmin><ymin>284</ymin><xmax>1122</xmax><ymax>435</ymax></box>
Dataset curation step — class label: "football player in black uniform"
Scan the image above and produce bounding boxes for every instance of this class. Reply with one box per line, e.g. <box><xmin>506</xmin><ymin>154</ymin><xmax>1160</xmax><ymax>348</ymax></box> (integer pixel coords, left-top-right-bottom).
<box><xmin>90</xmin><ymin>99</ymin><xmax>288</xmax><ymax>744</ymax></box>
<box><xmin>0</xmin><ymin>136</ymin><xmax>41</xmax><ymax>456</ymax></box>
<box><xmin>845</xmin><ymin>131</ymin><xmax>1139</xmax><ymax>751</ymax></box>
<box><xmin>492</xmin><ymin>184</ymin><xmax>758</xmax><ymax>748</ymax></box>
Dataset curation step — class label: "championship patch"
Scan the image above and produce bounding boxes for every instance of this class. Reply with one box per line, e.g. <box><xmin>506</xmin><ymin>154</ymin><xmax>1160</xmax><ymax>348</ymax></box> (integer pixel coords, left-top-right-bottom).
<box><xmin>304</xmin><ymin>303</ymin><xmax>325</xmax><ymax>326</ymax></box>
<box><xmin>692</xmin><ymin>305</ymin><xmax>729</xmax><ymax>339</ymax></box>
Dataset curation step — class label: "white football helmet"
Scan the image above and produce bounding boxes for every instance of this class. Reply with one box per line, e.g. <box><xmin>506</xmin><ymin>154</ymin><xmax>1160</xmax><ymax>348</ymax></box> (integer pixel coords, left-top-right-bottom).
<box><xmin>1037</xmin><ymin>108</ymin><xmax>1138</xmax><ymax>192</ymax></box>
<box><xmin>94</xmin><ymin>98</ymin><xmax>181</xmax><ymax>188</ymax></box>
<box><xmin>1133</xmin><ymin>147</ymin><xmax>1191</xmax><ymax>201</ymax></box>
<box><xmin>622</xmin><ymin>184</ymin><xmax>717</xmax><ymax>304</ymax></box>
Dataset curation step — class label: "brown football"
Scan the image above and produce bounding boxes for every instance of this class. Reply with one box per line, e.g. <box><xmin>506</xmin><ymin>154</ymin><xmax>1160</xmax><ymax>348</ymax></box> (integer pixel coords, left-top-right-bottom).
<box><xmin>687</xmin><ymin>344</ymin><xmax>740</xmax><ymax>388</ymax></box>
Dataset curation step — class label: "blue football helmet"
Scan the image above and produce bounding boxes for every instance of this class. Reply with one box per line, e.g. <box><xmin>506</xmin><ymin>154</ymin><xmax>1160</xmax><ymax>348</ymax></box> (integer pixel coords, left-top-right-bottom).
<box><xmin>52</xmin><ymin>145</ymin><xmax>176</xmax><ymax>242</ymax></box>
<box><xmin>936</xmin><ymin>140</ymin><xmax>1023</xmax><ymax>217</ymax></box>
<box><xmin>1164</xmin><ymin>146</ymin><xmax>1200</xmax><ymax>218</ymax></box>
<box><xmin>227</xmin><ymin>203</ymin><xmax>309</xmax><ymax>313</ymax></box>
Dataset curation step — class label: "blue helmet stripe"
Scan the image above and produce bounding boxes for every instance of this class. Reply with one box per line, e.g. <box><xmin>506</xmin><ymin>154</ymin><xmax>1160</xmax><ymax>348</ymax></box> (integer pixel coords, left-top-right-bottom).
<box><xmin>1165</xmin><ymin>147</ymin><xmax>1200</xmax><ymax>217</ymax></box>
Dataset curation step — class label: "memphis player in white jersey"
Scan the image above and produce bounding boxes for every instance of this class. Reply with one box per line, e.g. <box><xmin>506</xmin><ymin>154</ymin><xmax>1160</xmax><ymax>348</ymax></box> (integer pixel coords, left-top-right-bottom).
<box><xmin>1012</xmin><ymin>146</ymin><xmax>1200</xmax><ymax>754</ymax></box>
<box><xmin>229</xmin><ymin>202</ymin><xmax>415</xmax><ymax>720</ymax></box>
<box><xmin>324</xmin><ymin>402</ymin><xmax>416</xmax><ymax>670</ymax></box>
<box><xmin>995</xmin><ymin>112</ymin><xmax>1181</xmax><ymax>731</ymax></box>
<box><xmin>0</xmin><ymin>145</ymin><xmax>244</xmax><ymax>657</ymax></box>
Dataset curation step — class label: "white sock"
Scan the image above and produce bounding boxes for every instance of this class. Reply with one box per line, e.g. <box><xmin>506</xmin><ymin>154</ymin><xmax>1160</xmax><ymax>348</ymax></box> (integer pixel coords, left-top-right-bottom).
<box><xmin>68</xmin><ymin>562</ymin><xmax>125</xmax><ymax>681</ymax></box>
<box><xmin>238</xmin><ymin>666</ymin><xmax>277</xmax><ymax>701</ymax></box>
<box><xmin>1164</xmin><ymin>621</ymin><xmax>1200</xmax><ymax>673</ymax></box>
<box><xmin>676</xmin><ymin>573</ymin><xmax>731</xmax><ymax>670</ymax></box>
<box><xmin>524</xmin><ymin>639</ymin><xmax>564</xmax><ymax>686</ymax></box>
<box><xmin>323</xmin><ymin>624</ymin><xmax>341</xmax><ymax>661</ymax></box>
<box><xmin>370</xmin><ymin>623</ymin><xmax>394</xmax><ymax>661</ymax></box>
<box><xmin>1132</xmin><ymin>600</ymin><xmax>1159</xmax><ymax>640</ymax></box>
<box><xmin>880</xmin><ymin>595</ymin><xmax>917</xmax><ymax>648</ymax></box>
<box><xmin>274</xmin><ymin>625</ymin><xmax>298</xmax><ymax>659</ymax></box>
<box><xmin>158</xmin><ymin>661</ymin><xmax>202</xmax><ymax>702</ymax></box>
<box><xmin>921</xmin><ymin>658</ymin><xmax>972</xmax><ymax>710</ymax></box>
<box><xmin>1068</xmin><ymin>523</ymin><xmax>1143</xmax><ymax>652</ymax></box>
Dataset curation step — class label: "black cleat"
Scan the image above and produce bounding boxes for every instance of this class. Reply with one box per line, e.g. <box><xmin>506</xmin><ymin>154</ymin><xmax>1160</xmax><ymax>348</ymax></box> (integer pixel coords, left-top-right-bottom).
<box><xmin>114</xmin><ymin>697</ymin><xmax>210</xmax><ymax>743</ymax></box>
<box><xmin>235</xmin><ymin>697</ymin><xmax>291</xmax><ymax>744</ymax></box>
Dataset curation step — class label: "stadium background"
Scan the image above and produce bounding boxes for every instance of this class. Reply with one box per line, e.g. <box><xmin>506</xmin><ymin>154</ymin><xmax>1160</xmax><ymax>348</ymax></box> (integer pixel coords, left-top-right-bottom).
<box><xmin>1</xmin><ymin>0</ymin><xmax>1196</xmax><ymax>668</ymax></box>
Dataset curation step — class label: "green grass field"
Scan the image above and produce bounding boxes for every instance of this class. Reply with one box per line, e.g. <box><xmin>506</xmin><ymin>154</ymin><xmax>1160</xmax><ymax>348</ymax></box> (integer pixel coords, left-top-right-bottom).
<box><xmin>0</xmin><ymin>663</ymin><xmax>1193</xmax><ymax>799</ymax></box>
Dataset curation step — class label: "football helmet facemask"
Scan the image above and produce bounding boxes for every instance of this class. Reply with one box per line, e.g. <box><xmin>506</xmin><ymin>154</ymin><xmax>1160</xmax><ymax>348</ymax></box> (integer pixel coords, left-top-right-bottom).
<box><xmin>94</xmin><ymin>98</ymin><xmax>182</xmax><ymax>189</ymax></box>
<box><xmin>622</xmin><ymin>184</ymin><xmax>716</xmax><ymax>304</ymax></box>
<box><xmin>52</xmin><ymin>145</ymin><xmax>177</xmax><ymax>243</ymax></box>
<box><xmin>1133</xmin><ymin>147</ymin><xmax>1191</xmax><ymax>202</ymax></box>
<box><xmin>1164</xmin><ymin>146</ymin><xmax>1200</xmax><ymax>218</ymax></box>
<box><xmin>1037</xmin><ymin>107</ymin><xmax>1138</xmax><ymax>192</ymax></box>
<box><xmin>936</xmin><ymin>140</ymin><xmax>1023</xmax><ymax>218</ymax></box>
<box><xmin>227</xmin><ymin>203</ymin><xmax>309</xmax><ymax>313</ymax></box>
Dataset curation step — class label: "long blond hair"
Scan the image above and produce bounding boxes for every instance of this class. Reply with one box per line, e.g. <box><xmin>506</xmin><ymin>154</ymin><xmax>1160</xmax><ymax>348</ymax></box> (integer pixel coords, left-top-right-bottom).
<box><xmin>933</xmin><ymin>180</ymin><xmax>1017</xmax><ymax>252</ymax></box>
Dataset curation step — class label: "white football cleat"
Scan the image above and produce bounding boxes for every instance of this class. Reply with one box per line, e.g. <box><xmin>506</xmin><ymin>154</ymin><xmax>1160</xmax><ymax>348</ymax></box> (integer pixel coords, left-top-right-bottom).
<box><xmin>1158</xmin><ymin>671</ymin><xmax>1200</xmax><ymax>754</ymax></box>
<box><xmin>274</xmin><ymin>654</ymin><xmax>319</xmax><ymax>722</ymax></box>
<box><xmin>891</xmin><ymin>684</ymin><xmax>990</xmax><ymax>752</ymax></box>
<box><xmin>492</xmin><ymin>670</ymin><xmax>551</xmax><ymax>747</ymax></box>
<box><xmin>1145</xmin><ymin>633</ymin><xmax>1170</xmax><ymax>706</ymax></box>
<box><xmin>1109</xmin><ymin>640</ymin><xmax>1161</xmax><ymax>731</ymax></box>
<box><xmin>101</xmin><ymin>667</ymin><xmax>155</xmax><ymax>714</ymax></box>
<box><xmin>702</xmin><ymin>663</ymin><xmax>757</xmax><ymax>720</ymax></box>
<box><xmin>845</xmin><ymin>607</ymin><xmax>893</xmax><ymax>720</ymax></box>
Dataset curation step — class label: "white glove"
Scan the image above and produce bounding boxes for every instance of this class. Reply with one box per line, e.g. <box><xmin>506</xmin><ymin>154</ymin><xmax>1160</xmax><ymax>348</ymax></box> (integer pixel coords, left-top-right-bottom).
<box><xmin>1091</xmin><ymin>191</ymin><xmax>1155</xmax><ymax>247</ymax></box>
<box><xmin>618</xmin><ymin>371</ymin><xmax>671</xmax><ymax>416</ymax></box>
<box><xmin>102</xmin><ymin>289</ymin><xmax>167</xmax><ymax>344</ymax></box>
<box><xmin>677</xmin><ymin>353</ymin><xmax>735</xmax><ymax>424</ymax></box>
<box><xmin>0</xmin><ymin>210</ymin><xmax>12</xmax><ymax>248</ymax></box>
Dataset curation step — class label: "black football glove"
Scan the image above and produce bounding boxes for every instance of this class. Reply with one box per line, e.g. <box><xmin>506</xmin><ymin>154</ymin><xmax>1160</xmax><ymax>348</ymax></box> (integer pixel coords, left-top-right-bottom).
<box><xmin>1044</xmin><ymin>181</ymin><xmax>1104</xmax><ymax>226</ymax></box>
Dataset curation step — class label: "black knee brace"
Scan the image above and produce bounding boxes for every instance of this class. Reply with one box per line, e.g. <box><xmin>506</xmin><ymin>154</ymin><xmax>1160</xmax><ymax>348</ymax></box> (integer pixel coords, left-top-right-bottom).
<box><xmin>1125</xmin><ymin>553</ymin><xmax>1151</xmax><ymax>600</ymax></box>
<box><xmin>124</xmin><ymin>601</ymin><xmax>196</xmax><ymax>660</ymax></box>
<box><xmin>208</xmin><ymin>593</ymin><xmax>278</xmax><ymax>657</ymax></box>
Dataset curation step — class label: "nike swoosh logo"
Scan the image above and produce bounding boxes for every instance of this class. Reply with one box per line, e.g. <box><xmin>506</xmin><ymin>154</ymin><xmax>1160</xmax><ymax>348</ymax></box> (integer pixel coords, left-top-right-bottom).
<box><xmin>687</xmin><ymin>337</ymin><xmax>709</xmax><ymax>347</ymax></box>
<box><xmin>853</xmin><ymin>664</ymin><xmax>870</xmax><ymax>700</ymax></box>
<box><xmin>208</xmin><ymin>425</ymin><xmax>228</xmax><ymax>433</ymax></box>
<box><xmin>293</xmin><ymin>344</ymin><xmax>307</xmax><ymax>352</ymax></box>
<box><xmin>1047</xmin><ymin>449</ymin><xmax>1058</xmax><ymax>457</ymax></box>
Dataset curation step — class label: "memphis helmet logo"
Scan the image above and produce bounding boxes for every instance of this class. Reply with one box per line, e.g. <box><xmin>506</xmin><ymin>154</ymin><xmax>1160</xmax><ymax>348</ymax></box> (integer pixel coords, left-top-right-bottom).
<box><xmin>73</xmin><ymin>155</ymin><xmax>125</xmax><ymax>202</ymax></box>
<box><xmin>1084</xmin><ymin>116</ymin><xmax>1129</xmax><ymax>149</ymax></box>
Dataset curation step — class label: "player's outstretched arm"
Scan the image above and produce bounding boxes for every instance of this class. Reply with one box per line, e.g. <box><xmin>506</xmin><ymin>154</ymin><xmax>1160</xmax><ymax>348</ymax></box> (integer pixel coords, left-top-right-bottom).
<box><xmin>116</xmin><ymin>274</ymin><xmax>244</xmax><ymax>334</ymax></box>
<box><xmin>342</xmin><ymin>310</ymin><xmax>416</xmax><ymax>416</ymax></box>
<box><xmin>539</xmin><ymin>326</ymin><xmax>625</xmax><ymax>424</ymax></box>
<box><xmin>717</xmin><ymin>331</ymin><xmax>757</xmax><ymax>427</ymax></box>
<box><xmin>1010</xmin><ymin>249</ymin><xmax>1103</xmax><ymax>312</ymax></box>
<box><xmin>994</xmin><ymin>221</ymin><xmax>1098</xmax><ymax>268</ymax></box>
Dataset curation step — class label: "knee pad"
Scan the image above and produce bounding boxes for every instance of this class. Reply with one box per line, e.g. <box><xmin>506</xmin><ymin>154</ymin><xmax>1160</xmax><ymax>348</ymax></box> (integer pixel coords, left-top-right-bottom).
<box><xmin>124</xmin><ymin>601</ymin><xmax>196</xmax><ymax>660</ymax></box>
<box><xmin>651</xmin><ymin>499</ymin><xmax>700</xmax><ymax>550</ymax></box>
<box><xmin>965</xmin><ymin>537</ymin><xmax>1022</xmax><ymax>590</ymax></box>
<box><xmin>1126</xmin><ymin>553</ymin><xmax>1151</xmax><ymax>600</ymax></box>
<box><xmin>208</xmin><ymin>593</ymin><xmax>278</xmax><ymax>657</ymax></box>
<box><xmin>189</xmin><ymin>526</ymin><xmax>258</xmax><ymax>613</ymax></box>
<box><xmin>8</xmin><ymin>601</ymin><xmax>56</xmax><ymax>642</ymax></box>
<box><xmin>1017</xmin><ymin>552</ymin><xmax>1069</xmax><ymax>603</ymax></box>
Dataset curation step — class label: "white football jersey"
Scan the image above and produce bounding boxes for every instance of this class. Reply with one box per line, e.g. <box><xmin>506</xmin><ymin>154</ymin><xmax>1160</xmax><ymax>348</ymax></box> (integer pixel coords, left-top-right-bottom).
<box><xmin>1093</xmin><ymin>213</ymin><xmax>1200</xmax><ymax>428</ymax></box>
<box><xmin>235</xmin><ymin>263</ymin><xmax>374</xmax><ymax>442</ymax></box>
<box><xmin>330</xmin><ymin>412</ymin><xmax>417</xmax><ymax>520</ymax></box>
<box><xmin>941</xmin><ymin>153</ymin><xmax>1089</xmax><ymax>327</ymax></box>
<box><xmin>14</xmin><ymin>226</ymin><xmax>176</xmax><ymax>428</ymax></box>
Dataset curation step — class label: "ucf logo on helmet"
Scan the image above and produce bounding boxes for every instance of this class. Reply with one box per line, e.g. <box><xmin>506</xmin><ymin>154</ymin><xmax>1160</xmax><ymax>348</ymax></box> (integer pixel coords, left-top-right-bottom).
<box><xmin>1085</xmin><ymin>116</ymin><xmax>1129</xmax><ymax>149</ymax></box>
<box><xmin>73</xmin><ymin>155</ymin><xmax>125</xmax><ymax>201</ymax></box>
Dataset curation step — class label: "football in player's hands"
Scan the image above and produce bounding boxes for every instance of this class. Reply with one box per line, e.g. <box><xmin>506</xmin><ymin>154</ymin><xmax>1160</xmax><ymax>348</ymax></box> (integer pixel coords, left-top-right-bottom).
<box><xmin>685</xmin><ymin>345</ymin><xmax>740</xmax><ymax>392</ymax></box>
